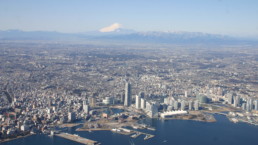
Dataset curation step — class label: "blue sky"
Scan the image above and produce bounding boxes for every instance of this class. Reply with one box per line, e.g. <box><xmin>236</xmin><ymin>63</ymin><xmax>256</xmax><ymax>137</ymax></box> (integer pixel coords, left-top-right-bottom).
<box><xmin>1</xmin><ymin>0</ymin><xmax>258</xmax><ymax>37</ymax></box>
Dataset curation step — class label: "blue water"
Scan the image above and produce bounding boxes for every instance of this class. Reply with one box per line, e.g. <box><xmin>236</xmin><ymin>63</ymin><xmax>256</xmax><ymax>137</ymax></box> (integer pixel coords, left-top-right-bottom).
<box><xmin>2</xmin><ymin>115</ymin><xmax>258</xmax><ymax>145</ymax></box>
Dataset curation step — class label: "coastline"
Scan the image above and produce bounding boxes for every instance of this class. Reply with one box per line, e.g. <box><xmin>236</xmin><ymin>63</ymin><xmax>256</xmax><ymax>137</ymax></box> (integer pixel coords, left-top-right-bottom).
<box><xmin>0</xmin><ymin>133</ymin><xmax>34</xmax><ymax>144</ymax></box>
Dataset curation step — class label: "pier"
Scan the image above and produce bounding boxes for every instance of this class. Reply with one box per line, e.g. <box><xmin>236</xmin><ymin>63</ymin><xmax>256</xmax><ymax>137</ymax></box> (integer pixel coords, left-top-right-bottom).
<box><xmin>112</xmin><ymin>128</ymin><xmax>154</xmax><ymax>140</ymax></box>
<box><xmin>55</xmin><ymin>133</ymin><xmax>100</xmax><ymax>145</ymax></box>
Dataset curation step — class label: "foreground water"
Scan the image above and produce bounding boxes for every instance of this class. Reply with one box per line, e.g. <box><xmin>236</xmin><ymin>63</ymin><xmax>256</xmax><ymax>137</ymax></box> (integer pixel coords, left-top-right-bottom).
<box><xmin>2</xmin><ymin>115</ymin><xmax>258</xmax><ymax>145</ymax></box>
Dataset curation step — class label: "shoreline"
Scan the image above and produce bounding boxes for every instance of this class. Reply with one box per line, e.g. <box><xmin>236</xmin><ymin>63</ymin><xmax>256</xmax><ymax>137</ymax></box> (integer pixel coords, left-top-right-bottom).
<box><xmin>0</xmin><ymin>133</ymin><xmax>34</xmax><ymax>144</ymax></box>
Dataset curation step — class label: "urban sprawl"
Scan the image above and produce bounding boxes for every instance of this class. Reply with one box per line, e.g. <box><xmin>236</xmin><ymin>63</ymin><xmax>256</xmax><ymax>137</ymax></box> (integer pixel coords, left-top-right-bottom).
<box><xmin>0</xmin><ymin>42</ymin><xmax>258</xmax><ymax>143</ymax></box>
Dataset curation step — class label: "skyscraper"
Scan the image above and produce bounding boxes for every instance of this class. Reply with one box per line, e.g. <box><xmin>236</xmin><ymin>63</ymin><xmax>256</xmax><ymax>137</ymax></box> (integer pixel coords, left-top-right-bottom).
<box><xmin>227</xmin><ymin>93</ymin><xmax>234</xmax><ymax>104</ymax></box>
<box><xmin>248</xmin><ymin>98</ymin><xmax>253</xmax><ymax>111</ymax></box>
<box><xmin>188</xmin><ymin>101</ymin><xmax>193</xmax><ymax>110</ymax></box>
<box><xmin>181</xmin><ymin>101</ymin><xmax>186</xmax><ymax>110</ymax></box>
<box><xmin>174</xmin><ymin>101</ymin><xmax>178</xmax><ymax>110</ymax></box>
<box><xmin>194</xmin><ymin>100</ymin><xmax>199</xmax><ymax>111</ymax></box>
<box><xmin>254</xmin><ymin>100</ymin><xmax>258</xmax><ymax>111</ymax></box>
<box><xmin>141</xmin><ymin>98</ymin><xmax>146</xmax><ymax>109</ymax></box>
<box><xmin>135</xmin><ymin>95</ymin><xmax>141</xmax><ymax>109</ymax></box>
<box><xmin>68</xmin><ymin>112</ymin><xmax>76</xmax><ymax>122</ymax></box>
<box><xmin>124</xmin><ymin>82</ymin><xmax>131</xmax><ymax>107</ymax></box>
<box><xmin>185</xmin><ymin>91</ymin><xmax>188</xmax><ymax>98</ymax></box>
<box><xmin>233</xmin><ymin>96</ymin><xmax>240</xmax><ymax>107</ymax></box>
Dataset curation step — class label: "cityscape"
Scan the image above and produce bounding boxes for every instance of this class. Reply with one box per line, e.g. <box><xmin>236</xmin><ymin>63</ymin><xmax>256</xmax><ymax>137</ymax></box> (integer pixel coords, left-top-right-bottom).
<box><xmin>0</xmin><ymin>41</ymin><xmax>257</xmax><ymax>144</ymax></box>
<box><xmin>1</xmin><ymin>0</ymin><xmax>258</xmax><ymax>145</ymax></box>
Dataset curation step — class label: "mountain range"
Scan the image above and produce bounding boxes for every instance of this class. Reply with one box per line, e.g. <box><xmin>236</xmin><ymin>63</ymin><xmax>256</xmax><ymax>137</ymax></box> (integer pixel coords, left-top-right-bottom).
<box><xmin>0</xmin><ymin>29</ymin><xmax>257</xmax><ymax>45</ymax></box>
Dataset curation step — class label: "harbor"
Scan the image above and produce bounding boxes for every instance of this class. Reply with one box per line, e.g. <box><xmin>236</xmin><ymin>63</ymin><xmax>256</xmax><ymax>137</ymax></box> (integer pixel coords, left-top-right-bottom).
<box><xmin>111</xmin><ymin>128</ymin><xmax>154</xmax><ymax>140</ymax></box>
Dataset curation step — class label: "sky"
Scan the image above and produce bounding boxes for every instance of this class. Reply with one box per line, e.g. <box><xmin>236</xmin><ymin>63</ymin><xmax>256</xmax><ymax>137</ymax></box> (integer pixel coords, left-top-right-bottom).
<box><xmin>1</xmin><ymin>0</ymin><xmax>258</xmax><ymax>37</ymax></box>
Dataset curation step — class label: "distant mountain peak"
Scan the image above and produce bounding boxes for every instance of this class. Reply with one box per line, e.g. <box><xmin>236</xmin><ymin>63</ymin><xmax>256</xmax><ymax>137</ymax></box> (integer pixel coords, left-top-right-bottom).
<box><xmin>0</xmin><ymin>29</ymin><xmax>257</xmax><ymax>44</ymax></box>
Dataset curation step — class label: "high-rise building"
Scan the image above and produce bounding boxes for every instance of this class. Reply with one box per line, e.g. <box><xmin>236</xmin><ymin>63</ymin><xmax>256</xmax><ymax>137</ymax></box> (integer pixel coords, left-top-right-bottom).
<box><xmin>124</xmin><ymin>82</ymin><xmax>131</xmax><ymax>107</ymax></box>
<box><xmin>233</xmin><ymin>96</ymin><xmax>240</xmax><ymax>107</ymax></box>
<box><xmin>254</xmin><ymin>100</ymin><xmax>258</xmax><ymax>111</ymax></box>
<box><xmin>246</xmin><ymin>102</ymin><xmax>251</xmax><ymax>112</ymax></box>
<box><xmin>135</xmin><ymin>95</ymin><xmax>141</xmax><ymax>109</ymax></box>
<box><xmin>83</xmin><ymin>104</ymin><xmax>89</xmax><ymax>114</ymax></box>
<box><xmin>181</xmin><ymin>101</ymin><xmax>186</xmax><ymax>110</ymax></box>
<box><xmin>167</xmin><ymin>105</ymin><xmax>173</xmax><ymax>111</ymax></box>
<box><xmin>242</xmin><ymin>103</ymin><xmax>246</xmax><ymax>110</ymax></box>
<box><xmin>248</xmin><ymin>98</ymin><xmax>253</xmax><ymax>111</ymax></box>
<box><xmin>88</xmin><ymin>97</ymin><xmax>96</xmax><ymax>107</ymax></box>
<box><xmin>227</xmin><ymin>93</ymin><xmax>234</xmax><ymax>104</ymax></box>
<box><xmin>185</xmin><ymin>91</ymin><xmax>188</xmax><ymax>98</ymax></box>
<box><xmin>188</xmin><ymin>101</ymin><xmax>192</xmax><ymax>110</ymax></box>
<box><xmin>194</xmin><ymin>100</ymin><xmax>199</xmax><ymax>111</ymax></box>
<box><xmin>68</xmin><ymin>112</ymin><xmax>76</xmax><ymax>122</ymax></box>
<box><xmin>145</xmin><ymin>101</ymin><xmax>158</xmax><ymax>118</ymax></box>
<box><xmin>174</xmin><ymin>101</ymin><xmax>178</xmax><ymax>110</ymax></box>
<box><xmin>141</xmin><ymin>98</ymin><xmax>146</xmax><ymax>109</ymax></box>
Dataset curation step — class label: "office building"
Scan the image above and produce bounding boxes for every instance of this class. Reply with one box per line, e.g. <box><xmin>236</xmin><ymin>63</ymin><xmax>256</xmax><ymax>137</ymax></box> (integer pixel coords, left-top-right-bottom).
<box><xmin>233</xmin><ymin>96</ymin><xmax>240</xmax><ymax>107</ymax></box>
<box><xmin>194</xmin><ymin>100</ymin><xmax>199</xmax><ymax>111</ymax></box>
<box><xmin>135</xmin><ymin>95</ymin><xmax>141</xmax><ymax>109</ymax></box>
<box><xmin>227</xmin><ymin>93</ymin><xmax>234</xmax><ymax>104</ymax></box>
<box><xmin>68</xmin><ymin>112</ymin><xmax>76</xmax><ymax>122</ymax></box>
<box><xmin>188</xmin><ymin>101</ymin><xmax>192</xmax><ymax>110</ymax></box>
<box><xmin>141</xmin><ymin>98</ymin><xmax>146</xmax><ymax>109</ymax></box>
<box><xmin>254</xmin><ymin>100</ymin><xmax>258</xmax><ymax>111</ymax></box>
<box><xmin>124</xmin><ymin>82</ymin><xmax>131</xmax><ymax>107</ymax></box>
<box><xmin>181</xmin><ymin>101</ymin><xmax>186</xmax><ymax>110</ymax></box>
<box><xmin>174</xmin><ymin>101</ymin><xmax>178</xmax><ymax>110</ymax></box>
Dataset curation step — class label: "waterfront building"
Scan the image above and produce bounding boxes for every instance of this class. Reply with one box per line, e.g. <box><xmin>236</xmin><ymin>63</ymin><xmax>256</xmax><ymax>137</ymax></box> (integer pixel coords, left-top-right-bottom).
<box><xmin>181</xmin><ymin>101</ymin><xmax>186</xmax><ymax>110</ymax></box>
<box><xmin>160</xmin><ymin>110</ymin><xmax>188</xmax><ymax>118</ymax></box>
<box><xmin>194</xmin><ymin>100</ymin><xmax>199</xmax><ymax>111</ymax></box>
<box><xmin>234</xmin><ymin>96</ymin><xmax>240</xmax><ymax>107</ymax></box>
<box><xmin>188</xmin><ymin>101</ymin><xmax>192</xmax><ymax>110</ymax></box>
<box><xmin>124</xmin><ymin>82</ymin><xmax>131</xmax><ymax>107</ymax></box>
<box><xmin>68</xmin><ymin>112</ymin><xmax>76</xmax><ymax>122</ymax></box>
<box><xmin>174</xmin><ymin>101</ymin><xmax>178</xmax><ymax>110</ymax></box>
<box><xmin>167</xmin><ymin>105</ymin><xmax>173</xmax><ymax>111</ymax></box>
<box><xmin>146</xmin><ymin>101</ymin><xmax>158</xmax><ymax>118</ymax></box>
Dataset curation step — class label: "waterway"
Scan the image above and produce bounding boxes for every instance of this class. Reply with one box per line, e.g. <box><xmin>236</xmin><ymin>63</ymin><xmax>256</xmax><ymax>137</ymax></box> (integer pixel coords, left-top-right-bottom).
<box><xmin>2</xmin><ymin>115</ymin><xmax>258</xmax><ymax>145</ymax></box>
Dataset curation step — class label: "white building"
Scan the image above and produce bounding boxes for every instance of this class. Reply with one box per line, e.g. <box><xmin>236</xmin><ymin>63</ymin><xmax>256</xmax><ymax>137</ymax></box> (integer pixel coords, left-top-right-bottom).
<box><xmin>141</xmin><ymin>98</ymin><xmax>146</xmax><ymax>109</ymax></box>
<box><xmin>160</xmin><ymin>110</ymin><xmax>188</xmax><ymax>118</ymax></box>
<box><xmin>135</xmin><ymin>95</ymin><xmax>141</xmax><ymax>109</ymax></box>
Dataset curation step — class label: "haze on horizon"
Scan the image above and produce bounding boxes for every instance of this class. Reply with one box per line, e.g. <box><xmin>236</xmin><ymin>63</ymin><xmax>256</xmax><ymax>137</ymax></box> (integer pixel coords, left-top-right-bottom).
<box><xmin>1</xmin><ymin>0</ymin><xmax>258</xmax><ymax>38</ymax></box>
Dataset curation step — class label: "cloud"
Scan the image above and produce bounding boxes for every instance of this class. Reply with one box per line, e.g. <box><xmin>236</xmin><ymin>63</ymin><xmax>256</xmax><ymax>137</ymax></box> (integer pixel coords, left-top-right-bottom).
<box><xmin>99</xmin><ymin>23</ymin><xmax>122</xmax><ymax>32</ymax></box>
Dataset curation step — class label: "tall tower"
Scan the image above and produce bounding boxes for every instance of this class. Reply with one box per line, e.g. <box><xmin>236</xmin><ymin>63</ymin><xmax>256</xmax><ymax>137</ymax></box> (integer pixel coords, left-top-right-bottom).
<box><xmin>135</xmin><ymin>95</ymin><xmax>141</xmax><ymax>109</ymax></box>
<box><xmin>124</xmin><ymin>82</ymin><xmax>131</xmax><ymax>107</ymax></box>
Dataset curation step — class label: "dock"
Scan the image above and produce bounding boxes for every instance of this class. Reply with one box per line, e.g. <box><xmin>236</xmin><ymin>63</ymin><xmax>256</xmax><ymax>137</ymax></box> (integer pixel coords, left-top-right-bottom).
<box><xmin>112</xmin><ymin>128</ymin><xmax>154</xmax><ymax>140</ymax></box>
<box><xmin>55</xmin><ymin>133</ymin><xmax>100</xmax><ymax>145</ymax></box>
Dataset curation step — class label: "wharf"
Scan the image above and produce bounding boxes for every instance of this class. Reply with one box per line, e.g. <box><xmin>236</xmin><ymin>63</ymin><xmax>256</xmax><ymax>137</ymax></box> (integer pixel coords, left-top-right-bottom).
<box><xmin>55</xmin><ymin>133</ymin><xmax>100</xmax><ymax>145</ymax></box>
<box><xmin>112</xmin><ymin>128</ymin><xmax>154</xmax><ymax>140</ymax></box>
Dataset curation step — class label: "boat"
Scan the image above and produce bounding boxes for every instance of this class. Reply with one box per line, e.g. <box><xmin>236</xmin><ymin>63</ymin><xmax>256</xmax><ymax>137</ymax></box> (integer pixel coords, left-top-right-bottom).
<box><xmin>144</xmin><ymin>135</ymin><xmax>148</xmax><ymax>140</ymax></box>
